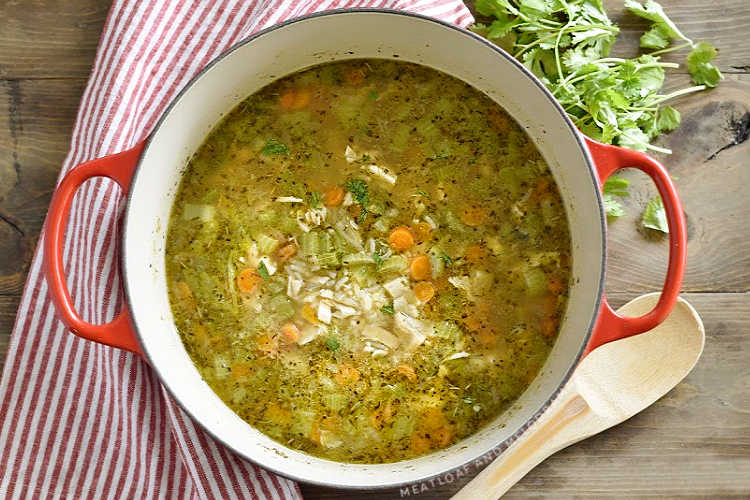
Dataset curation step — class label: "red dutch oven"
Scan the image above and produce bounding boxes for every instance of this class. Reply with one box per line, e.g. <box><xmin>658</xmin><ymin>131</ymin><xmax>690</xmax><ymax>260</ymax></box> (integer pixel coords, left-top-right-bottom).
<box><xmin>42</xmin><ymin>10</ymin><xmax>686</xmax><ymax>489</ymax></box>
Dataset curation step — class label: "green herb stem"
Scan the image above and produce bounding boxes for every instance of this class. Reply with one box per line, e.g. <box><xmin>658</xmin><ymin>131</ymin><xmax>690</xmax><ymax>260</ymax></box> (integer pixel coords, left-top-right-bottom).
<box><xmin>648</xmin><ymin>41</ymin><xmax>693</xmax><ymax>57</ymax></box>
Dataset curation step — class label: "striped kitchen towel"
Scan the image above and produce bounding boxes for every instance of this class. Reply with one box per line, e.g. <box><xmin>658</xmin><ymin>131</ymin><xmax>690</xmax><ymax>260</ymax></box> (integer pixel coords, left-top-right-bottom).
<box><xmin>0</xmin><ymin>1</ymin><xmax>473</xmax><ymax>499</ymax></box>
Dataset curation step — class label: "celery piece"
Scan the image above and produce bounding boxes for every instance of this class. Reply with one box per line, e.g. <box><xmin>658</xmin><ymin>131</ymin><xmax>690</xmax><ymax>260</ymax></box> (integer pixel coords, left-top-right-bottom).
<box><xmin>428</xmin><ymin>246</ymin><xmax>446</xmax><ymax>277</ymax></box>
<box><xmin>182</xmin><ymin>203</ymin><xmax>215</xmax><ymax>222</ymax></box>
<box><xmin>523</xmin><ymin>267</ymin><xmax>547</xmax><ymax>296</ymax></box>
<box><xmin>390</xmin><ymin>414</ymin><xmax>415</xmax><ymax>440</ymax></box>
<box><xmin>256</xmin><ymin>233</ymin><xmax>279</xmax><ymax>255</ymax></box>
<box><xmin>290</xmin><ymin>409</ymin><xmax>316</xmax><ymax>437</ymax></box>
<box><xmin>316</xmin><ymin>252</ymin><xmax>340</xmax><ymax>268</ymax></box>
<box><xmin>379</xmin><ymin>255</ymin><xmax>408</xmax><ymax>274</ymax></box>
<box><xmin>264</xmin><ymin>277</ymin><xmax>285</xmax><ymax>295</ymax></box>
<box><xmin>350</xmin><ymin>265</ymin><xmax>374</xmax><ymax>286</ymax></box>
<box><xmin>322</xmin><ymin>393</ymin><xmax>348</xmax><ymax>411</ymax></box>
<box><xmin>372</xmin><ymin>218</ymin><xmax>391</xmax><ymax>233</ymax></box>
<box><xmin>366</xmin><ymin>199</ymin><xmax>385</xmax><ymax>216</ymax></box>
<box><xmin>434</xmin><ymin>321</ymin><xmax>461</xmax><ymax>341</ymax></box>
<box><xmin>269</xmin><ymin>294</ymin><xmax>295</xmax><ymax>320</ymax></box>
<box><xmin>331</xmin><ymin>230</ymin><xmax>349</xmax><ymax>253</ymax></box>
<box><xmin>443</xmin><ymin>210</ymin><xmax>467</xmax><ymax>232</ymax></box>
<box><xmin>318</xmin><ymin>231</ymin><xmax>334</xmax><ymax>254</ymax></box>
<box><xmin>342</xmin><ymin>253</ymin><xmax>375</xmax><ymax>266</ymax></box>
<box><xmin>300</xmin><ymin>231</ymin><xmax>319</xmax><ymax>256</ymax></box>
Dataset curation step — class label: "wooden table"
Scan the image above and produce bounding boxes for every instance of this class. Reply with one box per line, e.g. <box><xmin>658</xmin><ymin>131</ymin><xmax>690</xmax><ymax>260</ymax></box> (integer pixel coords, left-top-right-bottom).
<box><xmin>1</xmin><ymin>1</ymin><xmax>748</xmax><ymax>498</ymax></box>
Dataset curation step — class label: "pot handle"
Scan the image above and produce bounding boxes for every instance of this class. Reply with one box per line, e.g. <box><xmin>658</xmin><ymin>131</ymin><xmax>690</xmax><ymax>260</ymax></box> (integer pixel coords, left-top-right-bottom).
<box><xmin>583</xmin><ymin>137</ymin><xmax>687</xmax><ymax>356</ymax></box>
<box><xmin>43</xmin><ymin>142</ymin><xmax>146</xmax><ymax>355</ymax></box>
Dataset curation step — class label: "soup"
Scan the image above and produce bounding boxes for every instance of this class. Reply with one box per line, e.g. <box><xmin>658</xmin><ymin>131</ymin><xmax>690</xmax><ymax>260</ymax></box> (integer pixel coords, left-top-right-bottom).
<box><xmin>165</xmin><ymin>60</ymin><xmax>571</xmax><ymax>463</ymax></box>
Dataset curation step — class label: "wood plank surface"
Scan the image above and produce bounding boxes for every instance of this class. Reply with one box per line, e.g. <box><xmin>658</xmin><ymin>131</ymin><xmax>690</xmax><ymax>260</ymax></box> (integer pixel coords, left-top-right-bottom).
<box><xmin>0</xmin><ymin>0</ymin><xmax>748</xmax><ymax>498</ymax></box>
<box><xmin>0</xmin><ymin>0</ymin><xmax>110</xmax><ymax>79</ymax></box>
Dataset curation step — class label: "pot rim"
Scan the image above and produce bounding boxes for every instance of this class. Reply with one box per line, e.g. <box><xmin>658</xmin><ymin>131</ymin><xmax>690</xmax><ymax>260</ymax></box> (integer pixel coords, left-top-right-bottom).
<box><xmin>121</xmin><ymin>7</ymin><xmax>606</xmax><ymax>490</ymax></box>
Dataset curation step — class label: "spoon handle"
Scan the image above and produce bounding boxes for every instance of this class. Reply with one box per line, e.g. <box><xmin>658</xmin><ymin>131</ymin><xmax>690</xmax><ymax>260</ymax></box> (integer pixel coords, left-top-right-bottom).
<box><xmin>451</xmin><ymin>383</ymin><xmax>594</xmax><ymax>500</ymax></box>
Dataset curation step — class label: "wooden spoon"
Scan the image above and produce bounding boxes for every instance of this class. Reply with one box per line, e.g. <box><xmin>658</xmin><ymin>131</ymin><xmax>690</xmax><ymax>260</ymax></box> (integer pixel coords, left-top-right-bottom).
<box><xmin>452</xmin><ymin>293</ymin><xmax>705</xmax><ymax>500</ymax></box>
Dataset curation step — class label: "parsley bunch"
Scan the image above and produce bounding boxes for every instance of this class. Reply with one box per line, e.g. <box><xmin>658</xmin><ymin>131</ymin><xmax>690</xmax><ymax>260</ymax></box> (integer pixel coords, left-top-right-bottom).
<box><xmin>472</xmin><ymin>0</ymin><xmax>722</xmax><ymax>155</ymax></box>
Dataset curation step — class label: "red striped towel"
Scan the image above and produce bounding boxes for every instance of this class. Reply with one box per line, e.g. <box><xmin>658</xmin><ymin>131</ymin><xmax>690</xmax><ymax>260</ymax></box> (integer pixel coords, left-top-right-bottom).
<box><xmin>0</xmin><ymin>1</ymin><xmax>474</xmax><ymax>498</ymax></box>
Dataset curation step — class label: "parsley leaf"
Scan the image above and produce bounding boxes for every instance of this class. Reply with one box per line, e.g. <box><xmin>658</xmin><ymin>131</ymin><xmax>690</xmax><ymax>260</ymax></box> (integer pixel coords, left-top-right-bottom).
<box><xmin>656</xmin><ymin>105</ymin><xmax>681</xmax><ymax>132</ymax></box>
<box><xmin>309</xmin><ymin>191</ymin><xmax>322</xmax><ymax>208</ymax></box>
<box><xmin>358</xmin><ymin>207</ymin><xmax>369</xmax><ymax>224</ymax></box>
<box><xmin>603</xmin><ymin>195</ymin><xmax>625</xmax><ymax>218</ymax></box>
<box><xmin>372</xmin><ymin>252</ymin><xmax>384</xmax><ymax>269</ymax></box>
<box><xmin>325</xmin><ymin>337</ymin><xmax>340</xmax><ymax>351</ymax></box>
<box><xmin>439</xmin><ymin>252</ymin><xmax>453</xmax><ymax>266</ymax></box>
<box><xmin>602</xmin><ymin>176</ymin><xmax>630</xmax><ymax>219</ymax></box>
<box><xmin>603</xmin><ymin>176</ymin><xmax>630</xmax><ymax>197</ymax></box>
<box><xmin>640</xmin><ymin>24</ymin><xmax>671</xmax><ymax>50</ymax></box>
<box><xmin>471</xmin><ymin>0</ymin><xmax>719</xmax><ymax>156</ymax></box>
<box><xmin>257</xmin><ymin>261</ymin><xmax>270</xmax><ymax>279</ymax></box>
<box><xmin>381</xmin><ymin>303</ymin><xmax>395</xmax><ymax>315</ymax></box>
<box><xmin>625</xmin><ymin>0</ymin><xmax>688</xmax><ymax>43</ymax></box>
<box><xmin>368</xmin><ymin>90</ymin><xmax>378</xmax><ymax>101</ymax></box>
<box><xmin>687</xmin><ymin>41</ymin><xmax>723</xmax><ymax>87</ymax></box>
<box><xmin>262</xmin><ymin>138</ymin><xmax>289</xmax><ymax>156</ymax></box>
<box><xmin>642</xmin><ymin>196</ymin><xmax>669</xmax><ymax>233</ymax></box>
<box><xmin>345</xmin><ymin>179</ymin><xmax>369</xmax><ymax>205</ymax></box>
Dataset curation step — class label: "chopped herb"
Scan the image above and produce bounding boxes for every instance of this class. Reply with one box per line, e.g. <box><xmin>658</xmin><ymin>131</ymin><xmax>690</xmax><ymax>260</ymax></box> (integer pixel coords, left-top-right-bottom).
<box><xmin>381</xmin><ymin>303</ymin><xmax>395</xmax><ymax>315</ymax></box>
<box><xmin>642</xmin><ymin>196</ymin><xmax>669</xmax><ymax>233</ymax></box>
<box><xmin>358</xmin><ymin>207</ymin><xmax>369</xmax><ymax>224</ymax></box>
<box><xmin>262</xmin><ymin>138</ymin><xmax>290</xmax><ymax>156</ymax></box>
<box><xmin>345</xmin><ymin>179</ymin><xmax>370</xmax><ymax>206</ymax></box>
<box><xmin>429</xmin><ymin>151</ymin><xmax>451</xmax><ymax>160</ymax></box>
<box><xmin>368</xmin><ymin>90</ymin><xmax>378</xmax><ymax>101</ymax></box>
<box><xmin>309</xmin><ymin>191</ymin><xmax>323</xmax><ymax>208</ymax></box>
<box><xmin>439</xmin><ymin>252</ymin><xmax>453</xmax><ymax>266</ymax></box>
<box><xmin>257</xmin><ymin>261</ymin><xmax>270</xmax><ymax>279</ymax></box>
<box><xmin>325</xmin><ymin>337</ymin><xmax>340</xmax><ymax>351</ymax></box>
<box><xmin>372</xmin><ymin>252</ymin><xmax>384</xmax><ymax>269</ymax></box>
<box><xmin>360</xmin><ymin>153</ymin><xmax>371</xmax><ymax>163</ymax></box>
<box><xmin>602</xmin><ymin>176</ymin><xmax>630</xmax><ymax>219</ymax></box>
<box><xmin>416</xmin><ymin>190</ymin><xmax>428</xmax><ymax>196</ymax></box>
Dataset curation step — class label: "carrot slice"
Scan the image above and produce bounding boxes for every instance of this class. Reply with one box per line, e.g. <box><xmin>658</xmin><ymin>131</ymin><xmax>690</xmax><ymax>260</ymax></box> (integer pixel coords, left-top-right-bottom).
<box><xmin>335</xmin><ymin>365</ymin><xmax>360</xmax><ymax>386</ymax></box>
<box><xmin>410</xmin><ymin>255</ymin><xmax>431</xmax><ymax>280</ymax></box>
<box><xmin>414</xmin><ymin>282</ymin><xmax>435</xmax><ymax>303</ymax></box>
<box><xmin>230</xmin><ymin>362</ymin><xmax>252</xmax><ymax>381</ymax></box>
<box><xmin>301</xmin><ymin>303</ymin><xmax>318</xmax><ymax>324</ymax></box>
<box><xmin>460</xmin><ymin>205</ymin><xmax>488</xmax><ymax>226</ymax></box>
<box><xmin>410</xmin><ymin>433</ymin><xmax>431</xmax><ymax>453</ymax></box>
<box><xmin>280</xmin><ymin>88</ymin><xmax>311</xmax><ymax>110</ymax></box>
<box><xmin>237</xmin><ymin>268</ymin><xmax>262</xmax><ymax>293</ymax></box>
<box><xmin>396</xmin><ymin>364</ymin><xmax>417</xmax><ymax>382</ymax></box>
<box><xmin>433</xmin><ymin>427</ymin><xmax>452</xmax><ymax>447</ymax></box>
<box><xmin>412</xmin><ymin>222</ymin><xmax>433</xmax><ymax>243</ymax></box>
<box><xmin>280</xmin><ymin>322</ymin><xmax>300</xmax><ymax>343</ymax></box>
<box><xmin>464</xmin><ymin>244</ymin><xmax>486</xmax><ymax>265</ymax></box>
<box><xmin>323</xmin><ymin>186</ymin><xmax>345</xmax><ymax>207</ymax></box>
<box><xmin>345</xmin><ymin>68</ymin><xmax>366</xmax><ymax>85</ymax></box>
<box><xmin>389</xmin><ymin>226</ymin><xmax>414</xmax><ymax>252</ymax></box>
<box><xmin>277</xmin><ymin>243</ymin><xmax>297</xmax><ymax>262</ymax></box>
<box><xmin>294</xmin><ymin>88</ymin><xmax>311</xmax><ymax>108</ymax></box>
<box><xmin>280</xmin><ymin>90</ymin><xmax>296</xmax><ymax>109</ymax></box>
<box><xmin>462</xmin><ymin>316</ymin><xmax>482</xmax><ymax>332</ymax></box>
<box><xmin>547</xmin><ymin>276</ymin><xmax>565</xmax><ymax>294</ymax></box>
<box><xmin>256</xmin><ymin>333</ymin><xmax>279</xmax><ymax>358</ymax></box>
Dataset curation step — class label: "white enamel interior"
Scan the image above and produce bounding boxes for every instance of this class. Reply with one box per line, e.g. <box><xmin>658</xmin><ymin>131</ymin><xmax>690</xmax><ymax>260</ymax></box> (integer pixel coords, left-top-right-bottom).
<box><xmin>123</xmin><ymin>11</ymin><xmax>605</xmax><ymax>489</ymax></box>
